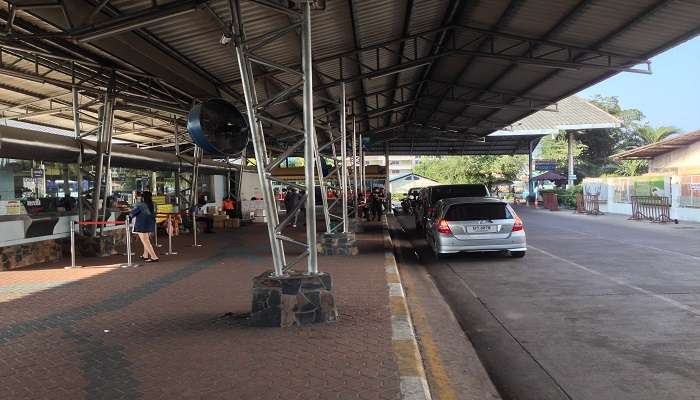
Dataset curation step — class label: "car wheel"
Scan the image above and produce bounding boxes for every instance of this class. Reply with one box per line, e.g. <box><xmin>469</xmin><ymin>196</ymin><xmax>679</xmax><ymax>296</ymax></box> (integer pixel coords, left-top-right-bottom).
<box><xmin>510</xmin><ymin>251</ymin><xmax>526</xmax><ymax>258</ymax></box>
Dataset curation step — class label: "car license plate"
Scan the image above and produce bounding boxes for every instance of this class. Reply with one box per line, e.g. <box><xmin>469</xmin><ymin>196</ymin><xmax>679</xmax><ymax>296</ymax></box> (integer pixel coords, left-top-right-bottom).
<box><xmin>467</xmin><ymin>225</ymin><xmax>496</xmax><ymax>233</ymax></box>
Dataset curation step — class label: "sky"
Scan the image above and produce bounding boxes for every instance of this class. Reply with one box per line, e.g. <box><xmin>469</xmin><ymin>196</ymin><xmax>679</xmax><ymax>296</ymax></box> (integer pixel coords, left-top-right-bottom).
<box><xmin>578</xmin><ymin>35</ymin><xmax>700</xmax><ymax>134</ymax></box>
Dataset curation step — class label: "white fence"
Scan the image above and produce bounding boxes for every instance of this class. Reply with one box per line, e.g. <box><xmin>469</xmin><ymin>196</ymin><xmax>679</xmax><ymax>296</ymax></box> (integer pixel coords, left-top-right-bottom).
<box><xmin>582</xmin><ymin>175</ymin><xmax>700</xmax><ymax>222</ymax></box>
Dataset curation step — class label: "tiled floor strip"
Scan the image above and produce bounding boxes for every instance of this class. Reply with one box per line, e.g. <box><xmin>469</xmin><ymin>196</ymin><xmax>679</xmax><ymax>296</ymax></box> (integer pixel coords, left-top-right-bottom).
<box><xmin>383</xmin><ymin>218</ymin><xmax>433</xmax><ymax>400</ymax></box>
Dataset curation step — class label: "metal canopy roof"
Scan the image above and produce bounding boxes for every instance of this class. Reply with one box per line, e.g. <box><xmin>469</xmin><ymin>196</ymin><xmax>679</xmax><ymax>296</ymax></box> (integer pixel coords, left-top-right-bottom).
<box><xmin>0</xmin><ymin>0</ymin><xmax>698</xmax><ymax>157</ymax></box>
<box><xmin>613</xmin><ymin>129</ymin><xmax>700</xmax><ymax>160</ymax></box>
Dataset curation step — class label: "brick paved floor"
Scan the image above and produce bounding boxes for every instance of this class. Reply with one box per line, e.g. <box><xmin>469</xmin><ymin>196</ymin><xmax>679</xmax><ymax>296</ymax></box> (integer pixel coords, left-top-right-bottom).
<box><xmin>0</xmin><ymin>223</ymin><xmax>400</xmax><ymax>400</ymax></box>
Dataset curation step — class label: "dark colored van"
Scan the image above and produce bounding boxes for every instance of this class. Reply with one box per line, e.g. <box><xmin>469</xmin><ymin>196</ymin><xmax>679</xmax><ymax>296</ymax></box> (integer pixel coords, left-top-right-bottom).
<box><xmin>414</xmin><ymin>184</ymin><xmax>490</xmax><ymax>231</ymax></box>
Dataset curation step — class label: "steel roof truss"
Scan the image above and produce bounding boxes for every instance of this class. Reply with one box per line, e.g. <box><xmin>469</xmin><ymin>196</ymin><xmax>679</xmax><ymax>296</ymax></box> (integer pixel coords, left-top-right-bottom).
<box><xmin>226</xmin><ymin>23</ymin><xmax>651</xmax><ymax>91</ymax></box>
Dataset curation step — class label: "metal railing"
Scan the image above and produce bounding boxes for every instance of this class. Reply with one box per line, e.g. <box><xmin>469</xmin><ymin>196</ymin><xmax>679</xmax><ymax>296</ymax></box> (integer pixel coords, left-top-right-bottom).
<box><xmin>542</xmin><ymin>192</ymin><xmax>559</xmax><ymax>211</ymax></box>
<box><xmin>68</xmin><ymin>217</ymin><xmax>136</xmax><ymax>269</ymax></box>
<box><xmin>575</xmin><ymin>193</ymin><xmax>603</xmax><ymax>215</ymax></box>
<box><xmin>630</xmin><ymin>196</ymin><xmax>672</xmax><ymax>223</ymax></box>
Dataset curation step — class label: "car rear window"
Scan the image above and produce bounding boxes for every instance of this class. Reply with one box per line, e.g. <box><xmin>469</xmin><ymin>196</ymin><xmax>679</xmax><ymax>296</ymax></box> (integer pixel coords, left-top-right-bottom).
<box><xmin>445</xmin><ymin>203</ymin><xmax>511</xmax><ymax>221</ymax></box>
<box><xmin>431</xmin><ymin>185</ymin><xmax>489</xmax><ymax>202</ymax></box>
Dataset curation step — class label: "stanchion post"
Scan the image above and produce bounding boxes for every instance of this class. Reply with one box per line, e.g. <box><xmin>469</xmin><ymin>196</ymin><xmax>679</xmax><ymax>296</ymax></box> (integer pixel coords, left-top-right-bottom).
<box><xmin>124</xmin><ymin>216</ymin><xmax>134</xmax><ymax>267</ymax></box>
<box><xmin>154</xmin><ymin>218</ymin><xmax>161</xmax><ymax>248</ymax></box>
<box><xmin>192</xmin><ymin>213</ymin><xmax>202</xmax><ymax>247</ymax></box>
<box><xmin>165</xmin><ymin>215</ymin><xmax>178</xmax><ymax>255</ymax></box>
<box><xmin>69</xmin><ymin>220</ymin><xmax>77</xmax><ymax>269</ymax></box>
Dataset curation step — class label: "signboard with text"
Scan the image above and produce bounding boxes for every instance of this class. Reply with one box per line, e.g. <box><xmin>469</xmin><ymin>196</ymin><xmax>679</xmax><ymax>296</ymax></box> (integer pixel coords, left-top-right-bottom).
<box><xmin>534</xmin><ymin>160</ymin><xmax>558</xmax><ymax>171</ymax></box>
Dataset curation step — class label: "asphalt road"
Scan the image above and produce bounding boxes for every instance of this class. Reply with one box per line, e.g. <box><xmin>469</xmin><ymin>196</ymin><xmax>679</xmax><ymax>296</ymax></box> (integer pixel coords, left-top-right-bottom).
<box><xmin>390</xmin><ymin>207</ymin><xmax>700</xmax><ymax>400</ymax></box>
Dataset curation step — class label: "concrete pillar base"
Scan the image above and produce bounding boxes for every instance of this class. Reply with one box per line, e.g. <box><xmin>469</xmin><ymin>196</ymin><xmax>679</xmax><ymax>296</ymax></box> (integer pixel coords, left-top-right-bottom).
<box><xmin>318</xmin><ymin>232</ymin><xmax>359</xmax><ymax>256</ymax></box>
<box><xmin>250</xmin><ymin>270</ymin><xmax>338</xmax><ymax>327</ymax></box>
<box><xmin>348</xmin><ymin>218</ymin><xmax>364</xmax><ymax>233</ymax></box>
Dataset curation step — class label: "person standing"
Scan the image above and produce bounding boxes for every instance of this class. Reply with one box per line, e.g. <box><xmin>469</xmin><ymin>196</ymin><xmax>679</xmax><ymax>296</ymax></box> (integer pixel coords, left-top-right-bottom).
<box><xmin>222</xmin><ymin>196</ymin><xmax>235</xmax><ymax>218</ymax></box>
<box><xmin>283</xmin><ymin>187</ymin><xmax>294</xmax><ymax>217</ymax></box>
<box><xmin>286</xmin><ymin>188</ymin><xmax>301</xmax><ymax>228</ymax></box>
<box><xmin>131</xmin><ymin>191</ymin><xmax>159</xmax><ymax>262</ymax></box>
<box><xmin>298</xmin><ymin>189</ymin><xmax>307</xmax><ymax>227</ymax></box>
<box><xmin>371</xmin><ymin>188</ymin><xmax>384</xmax><ymax>221</ymax></box>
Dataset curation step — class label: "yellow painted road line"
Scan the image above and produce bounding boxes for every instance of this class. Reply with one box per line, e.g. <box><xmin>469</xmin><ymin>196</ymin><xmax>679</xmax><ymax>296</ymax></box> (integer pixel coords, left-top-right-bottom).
<box><xmin>399</xmin><ymin>268</ymin><xmax>459</xmax><ymax>400</ymax></box>
<box><xmin>384</xmin><ymin>220</ymin><xmax>432</xmax><ymax>400</ymax></box>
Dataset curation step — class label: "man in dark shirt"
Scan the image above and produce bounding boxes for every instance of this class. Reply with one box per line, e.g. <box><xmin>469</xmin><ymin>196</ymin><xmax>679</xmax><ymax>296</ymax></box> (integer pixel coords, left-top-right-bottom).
<box><xmin>284</xmin><ymin>188</ymin><xmax>301</xmax><ymax>228</ymax></box>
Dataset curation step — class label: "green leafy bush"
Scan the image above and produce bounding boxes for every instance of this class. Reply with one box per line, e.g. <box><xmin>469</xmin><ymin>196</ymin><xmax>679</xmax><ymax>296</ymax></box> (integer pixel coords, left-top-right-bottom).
<box><xmin>551</xmin><ymin>185</ymin><xmax>582</xmax><ymax>208</ymax></box>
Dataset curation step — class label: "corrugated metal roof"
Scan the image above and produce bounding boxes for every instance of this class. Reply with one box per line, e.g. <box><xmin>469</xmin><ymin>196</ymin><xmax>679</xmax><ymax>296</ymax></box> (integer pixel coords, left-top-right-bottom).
<box><xmin>508</xmin><ymin>95</ymin><xmax>621</xmax><ymax>131</ymax></box>
<box><xmin>614</xmin><ymin>129</ymin><xmax>700</xmax><ymax>160</ymax></box>
<box><xmin>0</xmin><ymin>0</ymin><xmax>698</xmax><ymax>156</ymax></box>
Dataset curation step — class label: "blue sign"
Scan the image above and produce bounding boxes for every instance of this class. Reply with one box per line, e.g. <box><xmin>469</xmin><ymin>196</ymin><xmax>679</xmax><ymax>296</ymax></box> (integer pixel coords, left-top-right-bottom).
<box><xmin>535</xmin><ymin>160</ymin><xmax>557</xmax><ymax>171</ymax></box>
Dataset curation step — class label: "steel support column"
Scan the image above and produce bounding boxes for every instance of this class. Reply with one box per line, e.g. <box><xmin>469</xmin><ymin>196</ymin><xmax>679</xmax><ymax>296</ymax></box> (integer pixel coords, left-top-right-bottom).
<box><xmin>236</xmin><ymin>146</ymin><xmax>247</xmax><ymax>217</ymax></box>
<box><xmin>91</xmin><ymin>90</ymin><xmax>115</xmax><ymax>236</ymax></box>
<box><xmin>232</xmin><ymin>0</ymin><xmax>332</xmax><ymax>276</ymax></box>
<box><xmin>313</xmin><ymin>129</ymin><xmax>332</xmax><ymax>233</ymax></box>
<box><xmin>99</xmin><ymin>94</ymin><xmax>116</xmax><ymax>234</ymax></box>
<box><xmin>359</xmin><ymin>134</ymin><xmax>365</xmax><ymax>194</ymax></box>
<box><xmin>351</xmin><ymin>117</ymin><xmax>359</xmax><ymax>220</ymax></box>
<box><xmin>72</xmin><ymin>87</ymin><xmax>84</xmax><ymax>224</ymax></box>
<box><xmin>301</xmin><ymin>1</ymin><xmax>318</xmax><ymax>274</ymax></box>
<box><xmin>384</xmin><ymin>143</ymin><xmax>390</xmax><ymax>211</ymax></box>
<box><xmin>340</xmin><ymin>83</ymin><xmax>349</xmax><ymax>233</ymax></box>
<box><xmin>190</xmin><ymin>146</ymin><xmax>203</xmax><ymax>248</ymax></box>
<box><xmin>567</xmin><ymin>131</ymin><xmax>575</xmax><ymax>188</ymax></box>
<box><xmin>235</xmin><ymin>22</ymin><xmax>287</xmax><ymax>274</ymax></box>
<box><xmin>528</xmin><ymin>139</ymin><xmax>535</xmax><ymax>196</ymax></box>
<box><xmin>173</xmin><ymin>117</ymin><xmax>182</xmax><ymax>208</ymax></box>
<box><xmin>189</xmin><ymin>146</ymin><xmax>200</xmax><ymax>213</ymax></box>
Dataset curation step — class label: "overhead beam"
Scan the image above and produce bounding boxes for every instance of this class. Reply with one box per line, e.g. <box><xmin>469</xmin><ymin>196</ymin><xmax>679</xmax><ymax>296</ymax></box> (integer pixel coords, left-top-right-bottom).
<box><xmin>403</xmin><ymin>0</ymin><xmax>470</xmax><ymax>124</ymax></box>
<box><xmin>0</xmin><ymin>64</ymin><xmax>188</xmax><ymax>115</ymax></box>
<box><xmin>6</xmin><ymin>0</ymin><xmax>208</xmax><ymax>42</ymax></box>
<box><xmin>470</xmin><ymin>0</ymin><xmax>674</xmax><ymax>130</ymax></box>
<box><xmin>224</xmin><ymin>22</ymin><xmax>651</xmax><ymax>89</ymax></box>
<box><xmin>0</xmin><ymin>5</ymin><xmax>218</xmax><ymax>104</ymax></box>
<box><xmin>383</xmin><ymin>0</ymin><xmax>415</xmax><ymax>129</ymax></box>
<box><xmin>347</xmin><ymin>0</ymin><xmax>370</xmax><ymax>132</ymax></box>
<box><xmin>440</xmin><ymin>0</ymin><xmax>592</xmax><ymax>128</ymax></box>
<box><xmin>0</xmin><ymin>79</ymin><xmax>178</xmax><ymax>140</ymax></box>
<box><xmin>0</xmin><ymin>41</ymin><xmax>191</xmax><ymax>109</ymax></box>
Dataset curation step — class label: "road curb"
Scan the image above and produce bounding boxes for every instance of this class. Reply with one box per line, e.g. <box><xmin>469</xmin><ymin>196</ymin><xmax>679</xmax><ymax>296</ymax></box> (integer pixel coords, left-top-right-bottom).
<box><xmin>383</xmin><ymin>217</ymin><xmax>433</xmax><ymax>400</ymax></box>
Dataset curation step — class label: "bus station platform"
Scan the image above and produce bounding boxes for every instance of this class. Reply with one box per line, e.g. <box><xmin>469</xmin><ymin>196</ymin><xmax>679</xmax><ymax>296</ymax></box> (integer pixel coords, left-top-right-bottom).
<box><xmin>0</xmin><ymin>223</ymin><xmax>407</xmax><ymax>400</ymax></box>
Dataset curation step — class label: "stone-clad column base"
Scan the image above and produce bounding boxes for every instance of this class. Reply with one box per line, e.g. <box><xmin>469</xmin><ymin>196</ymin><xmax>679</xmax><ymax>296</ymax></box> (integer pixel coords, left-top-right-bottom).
<box><xmin>348</xmin><ymin>218</ymin><xmax>364</xmax><ymax>233</ymax></box>
<box><xmin>250</xmin><ymin>270</ymin><xmax>338</xmax><ymax>327</ymax></box>
<box><xmin>318</xmin><ymin>232</ymin><xmax>359</xmax><ymax>256</ymax></box>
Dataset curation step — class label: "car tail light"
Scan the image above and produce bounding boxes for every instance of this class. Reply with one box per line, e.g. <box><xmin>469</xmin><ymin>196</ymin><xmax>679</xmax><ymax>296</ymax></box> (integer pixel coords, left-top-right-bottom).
<box><xmin>512</xmin><ymin>215</ymin><xmax>524</xmax><ymax>232</ymax></box>
<box><xmin>427</xmin><ymin>207</ymin><xmax>434</xmax><ymax>215</ymax></box>
<box><xmin>437</xmin><ymin>219</ymin><xmax>452</xmax><ymax>235</ymax></box>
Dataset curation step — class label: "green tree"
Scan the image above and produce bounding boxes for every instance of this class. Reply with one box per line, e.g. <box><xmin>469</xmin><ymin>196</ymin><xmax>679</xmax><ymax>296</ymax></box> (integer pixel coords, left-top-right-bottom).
<box><xmin>538</xmin><ymin>133</ymin><xmax>587</xmax><ymax>172</ymax></box>
<box><xmin>583</xmin><ymin>95</ymin><xmax>680</xmax><ymax>177</ymax></box>
<box><xmin>615</xmin><ymin>160</ymin><xmax>649</xmax><ymax>176</ymax></box>
<box><xmin>634</xmin><ymin>125</ymin><xmax>680</xmax><ymax>145</ymax></box>
<box><xmin>414</xmin><ymin>155</ymin><xmax>526</xmax><ymax>185</ymax></box>
<box><xmin>586</xmin><ymin>95</ymin><xmax>646</xmax><ymax>174</ymax></box>
<box><xmin>284</xmin><ymin>157</ymin><xmax>305</xmax><ymax>167</ymax></box>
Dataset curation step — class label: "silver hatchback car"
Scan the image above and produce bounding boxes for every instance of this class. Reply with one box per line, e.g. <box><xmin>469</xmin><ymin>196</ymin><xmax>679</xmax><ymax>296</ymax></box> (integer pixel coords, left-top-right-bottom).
<box><xmin>425</xmin><ymin>197</ymin><xmax>526</xmax><ymax>258</ymax></box>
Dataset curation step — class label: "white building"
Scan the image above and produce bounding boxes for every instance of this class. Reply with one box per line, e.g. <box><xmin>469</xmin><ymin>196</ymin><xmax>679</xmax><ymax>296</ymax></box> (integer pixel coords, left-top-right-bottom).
<box><xmin>363</xmin><ymin>155</ymin><xmax>420</xmax><ymax>178</ymax></box>
<box><xmin>580</xmin><ymin>130</ymin><xmax>700</xmax><ymax>222</ymax></box>
<box><xmin>389</xmin><ymin>173</ymin><xmax>440</xmax><ymax>195</ymax></box>
<box><xmin>614</xmin><ymin>129</ymin><xmax>700</xmax><ymax>176</ymax></box>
